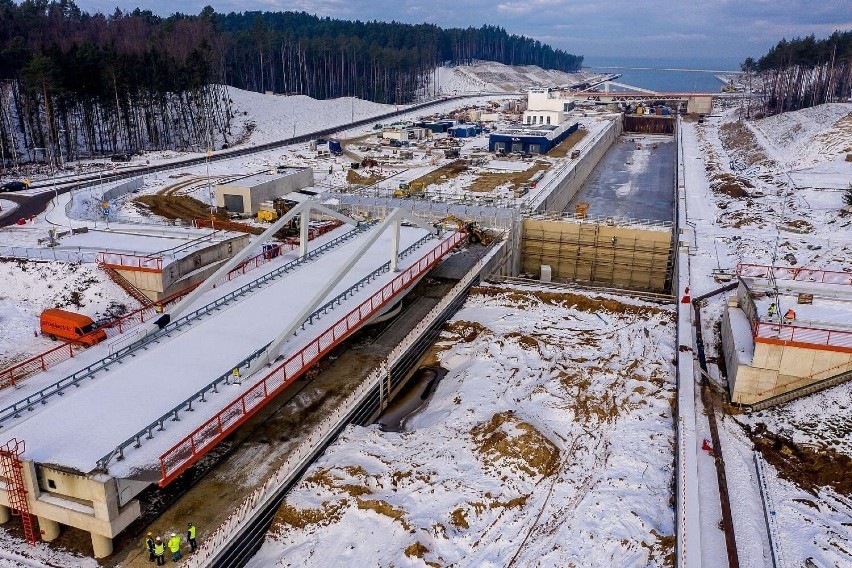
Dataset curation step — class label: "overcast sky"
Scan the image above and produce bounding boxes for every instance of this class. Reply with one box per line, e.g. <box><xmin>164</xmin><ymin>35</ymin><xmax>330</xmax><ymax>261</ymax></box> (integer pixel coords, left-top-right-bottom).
<box><xmin>73</xmin><ymin>0</ymin><xmax>850</xmax><ymax>69</ymax></box>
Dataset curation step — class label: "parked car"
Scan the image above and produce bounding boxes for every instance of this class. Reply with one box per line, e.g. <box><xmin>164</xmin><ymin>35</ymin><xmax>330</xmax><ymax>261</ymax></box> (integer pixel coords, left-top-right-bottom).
<box><xmin>1</xmin><ymin>180</ymin><xmax>28</xmax><ymax>192</ymax></box>
<box><xmin>40</xmin><ymin>309</ymin><xmax>107</xmax><ymax>346</ymax></box>
<box><xmin>110</xmin><ymin>153</ymin><xmax>132</xmax><ymax>162</ymax></box>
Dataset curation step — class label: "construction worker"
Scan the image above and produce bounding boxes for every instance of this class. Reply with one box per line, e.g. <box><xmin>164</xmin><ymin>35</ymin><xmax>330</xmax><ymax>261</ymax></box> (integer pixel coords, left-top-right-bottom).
<box><xmin>784</xmin><ymin>308</ymin><xmax>796</xmax><ymax>322</ymax></box>
<box><xmin>154</xmin><ymin>537</ymin><xmax>166</xmax><ymax>566</ymax></box>
<box><xmin>187</xmin><ymin>522</ymin><xmax>198</xmax><ymax>552</ymax></box>
<box><xmin>767</xmin><ymin>302</ymin><xmax>777</xmax><ymax>318</ymax></box>
<box><xmin>168</xmin><ymin>532</ymin><xmax>182</xmax><ymax>562</ymax></box>
<box><xmin>145</xmin><ymin>532</ymin><xmax>156</xmax><ymax>562</ymax></box>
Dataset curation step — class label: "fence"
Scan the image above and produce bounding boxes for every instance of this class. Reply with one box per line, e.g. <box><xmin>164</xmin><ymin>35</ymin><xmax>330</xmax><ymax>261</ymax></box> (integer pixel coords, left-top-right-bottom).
<box><xmin>752</xmin><ymin>320</ymin><xmax>852</xmax><ymax>350</ymax></box>
<box><xmin>177</xmin><ymin>236</ymin><xmax>483</xmax><ymax>568</ymax></box>
<box><xmin>0</xmin><ymin>246</ymin><xmax>97</xmax><ymax>263</ymax></box>
<box><xmin>753</xmin><ymin>453</ymin><xmax>784</xmax><ymax>568</ymax></box>
<box><xmin>66</xmin><ymin>177</ymin><xmax>144</xmax><ymax>222</ymax></box>
<box><xmin>737</xmin><ymin>263</ymin><xmax>852</xmax><ymax>286</ymax></box>
<box><xmin>157</xmin><ymin>231</ymin><xmax>465</xmax><ymax>485</ymax></box>
<box><xmin>96</xmin><ymin>252</ymin><xmax>163</xmax><ymax>271</ymax></box>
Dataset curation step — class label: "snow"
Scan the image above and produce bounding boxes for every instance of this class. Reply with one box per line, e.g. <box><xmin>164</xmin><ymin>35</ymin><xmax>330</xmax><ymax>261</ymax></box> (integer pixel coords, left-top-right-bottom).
<box><xmin>0</xmin><ymin>259</ymin><xmax>137</xmax><ymax>368</ymax></box>
<box><xmin>0</xmin><ymin>530</ymin><xmax>97</xmax><ymax>568</ymax></box>
<box><xmin>437</xmin><ymin>62</ymin><xmax>605</xmax><ymax>94</ymax></box>
<box><xmin>0</xmin><ymin>226</ymin><xmax>437</xmax><ymax>477</ymax></box>
<box><xmin>249</xmin><ymin>284</ymin><xmax>677</xmax><ymax>567</ymax></box>
<box><xmin>727</xmin><ymin>307</ymin><xmax>754</xmax><ymax>366</ymax></box>
<box><xmin>227</xmin><ymin>88</ymin><xmax>399</xmax><ymax>146</ymax></box>
<box><xmin>0</xmin><ymin>199</ymin><xmax>18</xmax><ymax>220</ymax></box>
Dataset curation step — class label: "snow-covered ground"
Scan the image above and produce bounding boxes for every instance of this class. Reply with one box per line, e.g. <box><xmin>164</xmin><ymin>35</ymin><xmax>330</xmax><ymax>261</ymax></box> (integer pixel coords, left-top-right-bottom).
<box><xmin>437</xmin><ymin>61</ymin><xmax>604</xmax><ymax>94</ymax></box>
<box><xmin>0</xmin><ymin>529</ymin><xmax>97</xmax><ymax>568</ymax></box>
<box><xmin>250</xmin><ymin>284</ymin><xmax>676</xmax><ymax>567</ymax></box>
<box><xmin>0</xmin><ymin>258</ymin><xmax>137</xmax><ymax>368</ymax></box>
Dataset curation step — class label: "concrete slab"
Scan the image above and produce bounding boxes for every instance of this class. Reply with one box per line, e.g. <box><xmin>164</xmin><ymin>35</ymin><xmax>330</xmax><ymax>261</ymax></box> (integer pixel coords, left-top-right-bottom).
<box><xmin>567</xmin><ymin>134</ymin><xmax>675</xmax><ymax>222</ymax></box>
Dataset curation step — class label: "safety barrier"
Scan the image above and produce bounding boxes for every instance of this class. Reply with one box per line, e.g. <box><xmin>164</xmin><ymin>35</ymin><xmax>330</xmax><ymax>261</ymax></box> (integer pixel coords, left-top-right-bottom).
<box><xmin>158</xmin><ymin>231</ymin><xmax>465</xmax><ymax>485</ymax></box>
<box><xmin>753</xmin><ymin>453</ymin><xmax>784</xmax><ymax>568</ymax></box>
<box><xmin>0</xmin><ymin>224</ymin><xmax>372</xmax><ymax>426</ymax></box>
<box><xmin>96</xmin><ymin>252</ymin><xmax>163</xmax><ymax>272</ymax></box>
<box><xmin>178</xmin><ymin>236</ymin><xmax>481</xmax><ymax>568</ymax></box>
<box><xmin>737</xmin><ymin>263</ymin><xmax>852</xmax><ymax>286</ymax></box>
<box><xmin>752</xmin><ymin>320</ymin><xmax>852</xmax><ymax>350</ymax></box>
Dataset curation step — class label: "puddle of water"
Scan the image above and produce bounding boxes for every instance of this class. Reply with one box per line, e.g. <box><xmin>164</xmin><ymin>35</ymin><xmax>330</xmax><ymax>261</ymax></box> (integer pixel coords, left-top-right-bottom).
<box><xmin>376</xmin><ymin>366</ymin><xmax>447</xmax><ymax>432</ymax></box>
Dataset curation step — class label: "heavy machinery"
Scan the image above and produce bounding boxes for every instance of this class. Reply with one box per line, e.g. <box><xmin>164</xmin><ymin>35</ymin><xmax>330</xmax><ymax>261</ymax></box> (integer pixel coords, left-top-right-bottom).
<box><xmin>393</xmin><ymin>182</ymin><xmax>425</xmax><ymax>198</ymax></box>
<box><xmin>257</xmin><ymin>197</ymin><xmax>297</xmax><ymax>223</ymax></box>
<box><xmin>435</xmin><ymin>215</ymin><xmax>492</xmax><ymax>246</ymax></box>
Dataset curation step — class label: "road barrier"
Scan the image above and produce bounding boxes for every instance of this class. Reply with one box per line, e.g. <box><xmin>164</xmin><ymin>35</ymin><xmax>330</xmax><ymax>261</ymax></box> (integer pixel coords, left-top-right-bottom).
<box><xmin>752</xmin><ymin>320</ymin><xmax>852</xmax><ymax>350</ymax></box>
<box><xmin>737</xmin><ymin>263</ymin><xmax>852</xmax><ymax>286</ymax></box>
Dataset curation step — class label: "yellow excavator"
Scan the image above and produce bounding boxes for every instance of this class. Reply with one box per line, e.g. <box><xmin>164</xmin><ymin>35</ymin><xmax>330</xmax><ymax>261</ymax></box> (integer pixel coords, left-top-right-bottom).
<box><xmin>435</xmin><ymin>215</ymin><xmax>492</xmax><ymax>246</ymax></box>
<box><xmin>393</xmin><ymin>181</ymin><xmax>425</xmax><ymax>198</ymax></box>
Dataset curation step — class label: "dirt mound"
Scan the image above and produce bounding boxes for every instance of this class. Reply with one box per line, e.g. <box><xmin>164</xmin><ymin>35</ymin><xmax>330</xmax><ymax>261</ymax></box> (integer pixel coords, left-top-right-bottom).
<box><xmin>750</xmin><ymin>424</ymin><xmax>852</xmax><ymax>496</ymax></box>
<box><xmin>346</xmin><ymin>169</ymin><xmax>383</xmax><ymax>186</ymax></box>
<box><xmin>719</xmin><ymin>121</ymin><xmax>773</xmax><ymax>166</ymax></box>
<box><xmin>272</xmin><ymin>501</ymin><xmax>346</xmax><ymax>530</ymax></box>
<box><xmin>468</xmin><ymin>160</ymin><xmax>550</xmax><ymax>192</ymax></box>
<box><xmin>471</xmin><ymin>411</ymin><xmax>560</xmax><ymax>478</ymax></box>
<box><xmin>443</xmin><ymin>320</ymin><xmax>488</xmax><ymax>342</ymax></box>
<box><xmin>470</xmin><ymin>286</ymin><xmax>668</xmax><ymax>318</ymax></box>
<box><xmin>710</xmin><ymin>172</ymin><xmax>753</xmax><ymax>198</ymax></box>
<box><xmin>356</xmin><ymin>498</ymin><xmax>411</xmax><ymax>530</ymax></box>
<box><xmin>135</xmin><ymin>194</ymin><xmax>227</xmax><ymax>220</ymax></box>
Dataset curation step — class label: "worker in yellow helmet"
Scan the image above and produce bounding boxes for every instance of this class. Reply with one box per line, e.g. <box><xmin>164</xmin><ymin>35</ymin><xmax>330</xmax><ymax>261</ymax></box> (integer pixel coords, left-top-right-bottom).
<box><xmin>168</xmin><ymin>532</ymin><xmax>182</xmax><ymax>562</ymax></box>
<box><xmin>154</xmin><ymin>537</ymin><xmax>166</xmax><ymax>566</ymax></box>
<box><xmin>144</xmin><ymin>532</ymin><xmax>155</xmax><ymax>562</ymax></box>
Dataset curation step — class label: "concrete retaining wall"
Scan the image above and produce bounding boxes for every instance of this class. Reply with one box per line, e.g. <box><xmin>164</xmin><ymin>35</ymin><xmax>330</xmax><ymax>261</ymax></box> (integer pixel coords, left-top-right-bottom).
<box><xmin>532</xmin><ymin>117</ymin><xmax>623</xmax><ymax>213</ymax></box>
<box><xmin>521</xmin><ymin>217</ymin><xmax>673</xmax><ymax>292</ymax></box>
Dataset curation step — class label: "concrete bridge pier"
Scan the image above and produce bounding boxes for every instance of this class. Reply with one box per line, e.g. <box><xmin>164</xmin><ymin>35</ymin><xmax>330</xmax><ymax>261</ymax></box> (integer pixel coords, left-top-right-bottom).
<box><xmin>92</xmin><ymin>533</ymin><xmax>114</xmax><ymax>558</ymax></box>
<box><xmin>37</xmin><ymin>515</ymin><xmax>60</xmax><ymax>540</ymax></box>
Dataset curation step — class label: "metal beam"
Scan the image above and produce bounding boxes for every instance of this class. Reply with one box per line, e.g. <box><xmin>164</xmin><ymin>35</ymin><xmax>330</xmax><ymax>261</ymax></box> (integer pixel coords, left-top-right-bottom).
<box><xmin>144</xmin><ymin>199</ymin><xmax>357</xmax><ymax>334</ymax></box>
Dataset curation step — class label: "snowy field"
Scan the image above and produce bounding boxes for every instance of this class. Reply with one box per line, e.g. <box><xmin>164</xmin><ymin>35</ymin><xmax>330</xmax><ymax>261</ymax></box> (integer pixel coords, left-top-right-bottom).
<box><xmin>437</xmin><ymin>61</ymin><xmax>603</xmax><ymax>94</ymax></box>
<box><xmin>250</xmin><ymin>284</ymin><xmax>676</xmax><ymax>567</ymax></box>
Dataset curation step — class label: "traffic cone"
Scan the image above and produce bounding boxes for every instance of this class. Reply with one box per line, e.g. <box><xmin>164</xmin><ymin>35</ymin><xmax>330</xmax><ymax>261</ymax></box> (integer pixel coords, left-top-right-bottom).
<box><xmin>681</xmin><ymin>286</ymin><xmax>691</xmax><ymax>304</ymax></box>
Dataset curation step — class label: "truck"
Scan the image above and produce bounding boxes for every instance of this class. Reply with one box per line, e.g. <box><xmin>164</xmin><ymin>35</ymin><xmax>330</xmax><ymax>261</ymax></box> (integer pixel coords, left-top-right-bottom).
<box><xmin>328</xmin><ymin>140</ymin><xmax>343</xmax><ymax>156</ymax></box>
<box><xmin>40</xmin><ymin>309</ymin><xmax>107</xmax><ymax>346</ymax></box>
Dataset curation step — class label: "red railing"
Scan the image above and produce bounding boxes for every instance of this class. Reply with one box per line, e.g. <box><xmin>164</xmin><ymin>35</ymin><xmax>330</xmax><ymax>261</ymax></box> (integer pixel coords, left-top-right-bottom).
<box><xmin>157</xmin><ymin>231</ymin><xmax>465</xmax><ymax>486</ymax></box>
<box><xmin>0</xmin><ymin>240</ymin><xmax>306</xmax><ymax>391</ymax></box>
<box><xmin>753</xmin><ymin>320</ymin><xmax>852</xmax><ymax>351</ymax></box>
<box><xmin>96</xmin><ymin>252</ymin><xmax>163</xmax><ymax>272</ymax></box>
<box><xmin>737</xmin><ymin>263</ymin><xmax>852</xmax><ymax>286</ymax></box>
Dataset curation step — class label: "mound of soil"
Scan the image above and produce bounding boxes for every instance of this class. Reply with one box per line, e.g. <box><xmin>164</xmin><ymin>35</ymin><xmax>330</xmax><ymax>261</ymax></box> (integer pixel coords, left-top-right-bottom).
<box><xmin>471</xmin><ymin>411</ymin><xmax>560</xmax><ymax>478</ymax></box>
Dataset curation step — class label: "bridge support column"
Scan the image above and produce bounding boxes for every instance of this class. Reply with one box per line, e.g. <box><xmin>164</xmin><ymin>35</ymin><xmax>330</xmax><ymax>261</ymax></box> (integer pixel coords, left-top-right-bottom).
<box><xmin>0</xmin><ymin>504</ymin><xmax>10</xmax><ymax>523</ymax></box>
<box><xmin>390</xmin><ymin>218</ymin><xmax>401</xmax><ymax>272</ymax></box>
<box><xmin>299</xmin><ymin>209</ymin><xmax>310</xmax><ymax>259</ymax></box>
<box><xmin>91</xmin><ymin>533</ymin><xmax>113</xmax><ymax>558</ymax></box>
<box><xmin>37</xmin><ymin>516</ymin><xmax>60</xmax><ymax>541</ymax></box>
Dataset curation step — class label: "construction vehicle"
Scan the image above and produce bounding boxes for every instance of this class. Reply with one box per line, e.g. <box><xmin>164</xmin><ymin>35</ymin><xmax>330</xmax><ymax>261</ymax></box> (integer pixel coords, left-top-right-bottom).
<box><xmin>435</xmin><ymin>215</ymin><xmax>492</xmax><ymax>246</ymax></box>
<box><xmin>40</xmin><ymin>309</ymin><xmax>107</xmax><ymax>346</ymax></box>
<box><xmin>394</xmin><ymin>182</ymin><xmax>425</xmax><ymax>198</ymax></box>
<box><xmin>328</xmin><ymin>140</ymin><xmax>343</xmax><ymax>156</ymax></box>
<box><xmin>257</xmin><ymin>197</ymin><xmax>297</xmax><ymax>223</ymax></box>
<box><xmin>513</xmin><ymin>184</ymin><xmax>530</xmax><ymax>198</ymax></box>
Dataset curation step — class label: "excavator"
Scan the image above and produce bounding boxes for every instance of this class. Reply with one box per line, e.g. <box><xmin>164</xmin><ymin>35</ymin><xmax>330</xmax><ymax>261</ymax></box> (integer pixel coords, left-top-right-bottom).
<box><xmin>435</xmin><ymin>215</ymin><xmax>492</xmax><ymax>246</ymax></box>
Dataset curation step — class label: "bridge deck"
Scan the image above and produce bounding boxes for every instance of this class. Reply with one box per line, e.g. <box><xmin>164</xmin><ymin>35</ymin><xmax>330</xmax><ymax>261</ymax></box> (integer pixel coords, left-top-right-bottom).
<box><xmin>1</xmin><ymin>225</ymin><xmax>441</xmax><ymax>479</ymax></box>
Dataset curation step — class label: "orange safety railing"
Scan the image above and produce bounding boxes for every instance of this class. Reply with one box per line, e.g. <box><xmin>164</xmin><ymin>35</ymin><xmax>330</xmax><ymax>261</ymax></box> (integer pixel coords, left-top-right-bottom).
<box><xmin>737</xmin><ymin>263</ymin><xmax>852</xmax><ymax>286</ymax></box>
<box><xmin>157</xmin><ymin>231</ymin><xmax>465</xmax><ymax>486</ymax></box>
<box><xmin>752</xmin><ymin>320</ymin><xmax>852</xmax><ymax>351</ymax></box>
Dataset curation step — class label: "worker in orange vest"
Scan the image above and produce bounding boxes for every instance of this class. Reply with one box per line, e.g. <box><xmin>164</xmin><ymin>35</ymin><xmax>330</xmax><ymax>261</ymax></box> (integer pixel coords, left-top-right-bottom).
<box><xmin>784</xmin><ymin>308</ymin><xmax>796</xmax><ymax>322</ymax></box>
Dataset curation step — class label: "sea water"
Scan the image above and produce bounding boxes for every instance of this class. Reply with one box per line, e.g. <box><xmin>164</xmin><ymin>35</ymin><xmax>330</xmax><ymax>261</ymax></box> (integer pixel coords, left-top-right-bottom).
<box><xmin>583</xmin><ymin>55</ymin><xmax>740</xmax><ymax>92</ymax></box>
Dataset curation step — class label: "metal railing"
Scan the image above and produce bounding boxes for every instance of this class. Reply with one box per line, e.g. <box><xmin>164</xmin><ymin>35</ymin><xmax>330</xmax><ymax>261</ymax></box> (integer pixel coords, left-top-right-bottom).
<box><xmin>96</xmin><ymin>229</ymin><xmax>441</xmax><ymax>471</ymax></box>
<box><xmin>752</xmin><ymin>320</ymin><xmax>852</xmax><ymax>350</ymax></box>
<box><xmin>0</xmin><ymin>223</ymin><xmax>373</xmax><ymax>429</ymax></box>
<box><xmin>176</xmin><ymin>233</ymin><xmax>478</xmax><ymax>568</ymax></box>
<box><xmin>157</xmin><ymin>231</ymin><xmax>465</xmax><ymax>486</ymax></box>
<box><xmin>96</xmin><ymin>252</ymin><xmax>163</xmax><ymax>271</ymax></box>
<box><xmin>738</xmin><ymin>263</ymin><xmax>852</xmax><ymax>286</ymax></box>
<box><xmin>754</xmin><ymin>453</ymin><xmax>784</xmax><ymax>568</ymax></box>
<box><xmin>528</xmin><ymin>211</ymin><xmax>674</xmax><ymax>229</ymax></box>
